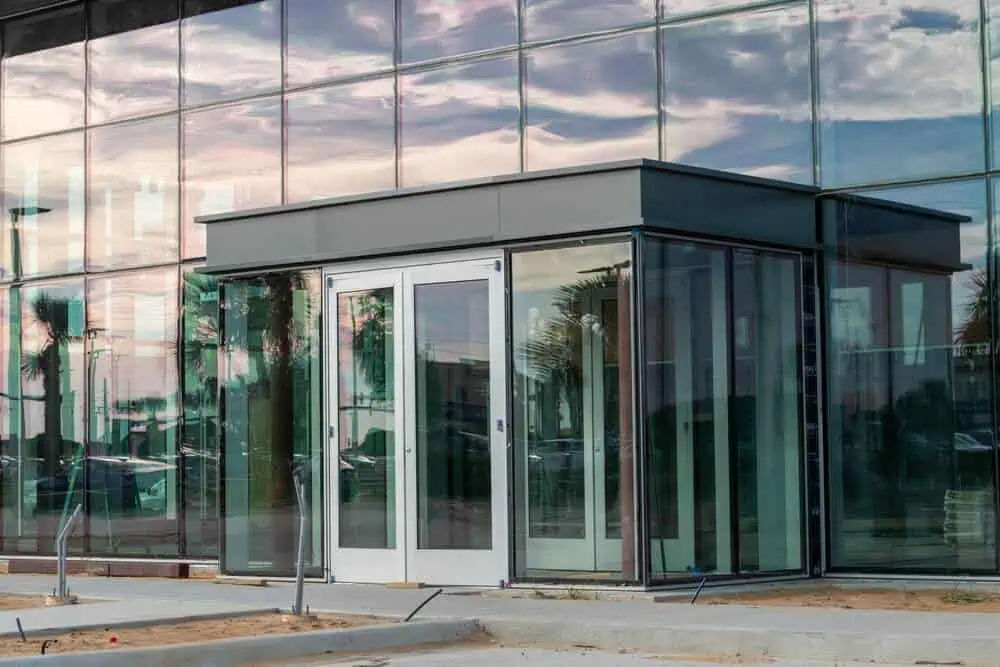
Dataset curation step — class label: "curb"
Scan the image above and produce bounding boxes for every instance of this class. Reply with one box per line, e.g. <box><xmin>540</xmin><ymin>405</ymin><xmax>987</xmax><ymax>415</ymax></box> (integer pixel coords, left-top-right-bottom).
<box><xmin>481</xmin><ymin>618</ymin><xmax>1000</xmax><ymax>666</ymax></box>
<box><xmin>0</xmin><ymin>607</ymin><xmax>280</xmax><ymax>639</ymax></box>
<box><xmin>1</xmin><ymin>618</ymin><xmax>481</xmax><ymax>666</ymax></box>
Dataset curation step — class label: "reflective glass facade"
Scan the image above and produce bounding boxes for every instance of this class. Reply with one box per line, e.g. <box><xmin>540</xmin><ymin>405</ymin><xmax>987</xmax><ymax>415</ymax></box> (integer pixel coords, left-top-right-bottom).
<box><xmin>0</xmin><ymin>0</ymin><xmax>996</xmax><ymax>581</ymax></box>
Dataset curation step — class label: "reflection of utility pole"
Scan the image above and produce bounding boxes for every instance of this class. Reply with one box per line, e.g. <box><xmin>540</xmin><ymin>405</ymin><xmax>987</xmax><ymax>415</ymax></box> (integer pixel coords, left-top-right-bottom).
<box><xmin>9</xmin><ymin>207</ymin><xmax>51</xmax><ymax>281</ymax></box>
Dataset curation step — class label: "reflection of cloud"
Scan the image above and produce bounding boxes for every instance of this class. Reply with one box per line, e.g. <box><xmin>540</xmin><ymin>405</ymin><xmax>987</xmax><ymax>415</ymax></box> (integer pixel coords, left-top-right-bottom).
<box><xmin>400</xmin><ymin>56</ymin><xmax>520</xmax><ymax>186</ymax></box>
<box><xmin>663</xmin><ymin>5</ymin><xmax>812</xmax><ymax>183</ymax></box>
<box><xmin>286</xmin><ymin>0</ymin><xmax>394</xmax><ymax>84</ymax></box>
<box><xmin>88</xmin><ymin>23</ymin><xmax>179</xmax><ymax>123</ymax></box>
<box><xmin>400</xmin><ymin>0</ymin><xmax>517</xmax><ymax>62</ymax></box>
<box><xmin>525</xmin><ymin>32</ymin><xmax>658</xmax><ymax>170</ymax></box>
<box><xmin>524</xmin><ymin>0</ymin><xmax>653</xmax><ymax>41</ymax></box>
<box><xmin>2</xmin><ymin>45</ymin><xmax>85</xmax><ymax>140</ymax></box>
<box><xmin>183</xmin><ymin>99</ymin><xmax>282</xmax><ymax>258</ymax></box>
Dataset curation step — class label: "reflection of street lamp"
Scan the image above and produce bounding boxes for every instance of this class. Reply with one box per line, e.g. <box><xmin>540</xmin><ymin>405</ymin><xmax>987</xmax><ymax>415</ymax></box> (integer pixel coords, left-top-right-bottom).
<box><xmin>9</xmin><ymin>206</ymin><xmax>51</xmax><ymax>281</ymax></box>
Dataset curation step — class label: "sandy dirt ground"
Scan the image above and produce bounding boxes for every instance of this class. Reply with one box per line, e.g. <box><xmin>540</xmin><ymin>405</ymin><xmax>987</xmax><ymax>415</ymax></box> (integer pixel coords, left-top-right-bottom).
<box><xmin>0</xmin><ymin>594</ymin><xmax>47</xmax><ymax>610</ymax></box>
<box><xmin>0</xmin><ymin>612</ymin><xmax>387</xmax><ymax>657</ymax></box>
<box><xmin>690</xmin><ymin>586</ymin><xmax>1000</xmax><ymax>612</ymax></box>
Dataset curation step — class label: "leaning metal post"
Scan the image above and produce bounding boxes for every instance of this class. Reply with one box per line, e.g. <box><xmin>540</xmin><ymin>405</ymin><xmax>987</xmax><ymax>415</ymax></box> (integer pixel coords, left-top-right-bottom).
<box><xmin>56</xmin><ymin>504</ymin><xmax>83</xmax><ymax>600</ymax></box>
<box><xmin>292</xmin><ymin>469</ymin><xmax>308</xmax><ymax>616</ymax></box>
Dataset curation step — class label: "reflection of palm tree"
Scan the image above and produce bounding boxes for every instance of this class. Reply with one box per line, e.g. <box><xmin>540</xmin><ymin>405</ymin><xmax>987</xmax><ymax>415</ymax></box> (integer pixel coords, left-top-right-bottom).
<box><xmin>350</xmin><ymin>292</ymin><xmax>392</xmax><ymax>402</ymax></box>
<box><xmin>21</xmin><ymin>294</ymin><xmax>80</xmax><ymax>482</ymax></box>
<box><xmin>956</xmin><ymin>268</ymin><xmax>987</xmax><ymax>348</ymax></box>
<box><xmin>182</xmin><ymin>273</ymin><xmax>219</xmax><ymax>402</ymax></box>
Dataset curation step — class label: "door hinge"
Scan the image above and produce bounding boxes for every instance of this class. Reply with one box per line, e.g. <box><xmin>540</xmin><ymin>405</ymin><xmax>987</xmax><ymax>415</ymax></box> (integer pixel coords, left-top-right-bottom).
<box><xmin>328</xmin><ymin>425</ymin><xmax>336</xmax><ymax>439</ymax></box>
<box><xmin>494</xmin><ymin>260</ymin><xmax>502</xmax><ymax>273</ymax></box>
<box><xmin>496</xmin><ymin>419</ymin><xmax>504</xmax><ymax>433</ymax></box>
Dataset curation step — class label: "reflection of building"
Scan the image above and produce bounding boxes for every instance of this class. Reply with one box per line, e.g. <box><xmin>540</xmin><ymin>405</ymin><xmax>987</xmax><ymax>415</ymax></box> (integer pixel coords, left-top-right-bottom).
<box><xmin>0</xmin><ymin>0</ymin><xmax>998</xmax><ymax>585</ymax></box>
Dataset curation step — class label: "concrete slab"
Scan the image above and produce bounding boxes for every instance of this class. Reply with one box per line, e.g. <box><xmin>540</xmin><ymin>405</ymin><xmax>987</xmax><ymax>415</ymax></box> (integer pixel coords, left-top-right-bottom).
<box><xmin>0</xmin><ymin>599</ymin><xmax>276</xmax><ymax>638</ymax></box>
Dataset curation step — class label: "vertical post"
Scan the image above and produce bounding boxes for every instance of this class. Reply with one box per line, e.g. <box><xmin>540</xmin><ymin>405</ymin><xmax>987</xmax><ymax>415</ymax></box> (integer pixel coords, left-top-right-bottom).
<box><xmin>292</xmin><ymin>469</ymin><xmax>308</xmax><ymax>615</ymax></box>
<box><xmin>56</xmin><ymin>504</ymin><xmax>83</xmax><ymax>600</ymax></box>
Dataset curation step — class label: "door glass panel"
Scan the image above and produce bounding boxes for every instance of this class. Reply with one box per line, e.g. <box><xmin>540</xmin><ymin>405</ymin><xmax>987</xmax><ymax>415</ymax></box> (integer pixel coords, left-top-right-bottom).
<box><xmin>511</xmin><ymin>242</ymin><xmax>634</xmax><ymax>580</ymax></box>
<box><xmin>414</xmin><ymin>280</ymin><xmax>492</xmax><ymax>550</ymax></box>
<box><xmin>337</xmin><ymin>288</ymin><xmax>395</xmax><ymax>549</ymax></box>
<box><xmin>732</xmin><ymin>250</ymin><xmax>803</xmax><ymax>573</ymax></box>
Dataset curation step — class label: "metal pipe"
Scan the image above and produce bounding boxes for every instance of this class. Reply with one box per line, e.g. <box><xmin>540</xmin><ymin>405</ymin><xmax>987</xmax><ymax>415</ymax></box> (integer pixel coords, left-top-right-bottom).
<box><xmin>56</xmin><ymin>504</ymin><xmax>83</xmax><ymax>600</ymax></box>
<box><xmin>292</xmin><ymin>470</ymin><xmax>308</xmax><ymax>616</ymax></box>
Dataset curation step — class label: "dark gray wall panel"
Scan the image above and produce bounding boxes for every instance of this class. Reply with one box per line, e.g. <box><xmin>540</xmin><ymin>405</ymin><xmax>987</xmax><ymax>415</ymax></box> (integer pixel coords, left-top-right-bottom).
<box><xmin>639</xmin><ymin>167</ymin><xmax>818</xmax><ymax>248</ymax></box>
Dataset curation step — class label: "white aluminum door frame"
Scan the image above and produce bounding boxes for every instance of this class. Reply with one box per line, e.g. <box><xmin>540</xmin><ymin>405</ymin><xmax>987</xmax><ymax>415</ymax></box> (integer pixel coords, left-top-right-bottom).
<box><xmin>403</xmin><ymin>257</ymin><xmax>508</xmax><ymax>586</ymax></box>
<box><xmin>326</xmin><ymin>269</ymin><xmax>406</xmax><ymax>583</ymax></box>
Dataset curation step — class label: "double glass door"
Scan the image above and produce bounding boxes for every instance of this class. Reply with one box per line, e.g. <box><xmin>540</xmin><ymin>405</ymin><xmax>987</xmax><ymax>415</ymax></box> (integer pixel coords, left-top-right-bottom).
<box><xmin>328</xmin><ymin>258</ymin><xmax>507</xmax><ymax>585</ymax></box>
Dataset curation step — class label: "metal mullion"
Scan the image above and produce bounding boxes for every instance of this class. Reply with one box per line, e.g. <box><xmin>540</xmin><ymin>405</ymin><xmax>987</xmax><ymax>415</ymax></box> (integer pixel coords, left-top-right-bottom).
<box><xmin>807</xmin><ymin>0</ymin><xmax>821</xmax><ymax>186</ymax></box>
<box><xmin>279</xmin><ymin>0</ymin><xmax>287</xmax><ymax>205</ymax></box>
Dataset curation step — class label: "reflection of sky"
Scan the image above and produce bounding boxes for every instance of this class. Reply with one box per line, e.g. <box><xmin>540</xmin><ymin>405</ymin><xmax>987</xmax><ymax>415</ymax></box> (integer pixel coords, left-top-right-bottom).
<box><xmin>182</xmin><ymin>99</ymin><xmax>282</xmax><ymax>258</ymax></box>
<box><xmin>400</xmin><ymin>56</ymin><xmax>520</xmax><ymax>187</ymax></box>
<box><xmin>524</xmin><ymin>0</ymin><xmax>654</xmax><ymax>41</ymax></box>
<box><xmin>88</xmin><ymin>116</ymin><xmax>179</xmax><ymax>269</ymax></box>
<box><xmin>415</xmin><ymin>281</ymin><xmax>490</xmax><ymax>364</ymax></box>
<box><xmin>817</xmin><ymin>0</ymin><xmax>984</xmax><ymax>186</ymax></box>
<box><xmin>287</xmin><ymin>0</ymin><xmax>394</xmax><ymax>85</ymax></box>
<box><xmin>182</xmin><ymin>0</ymin><xmax>281</xmax><ymax>106</ymax></box>
<box><xmin>2</xmin><ymin>44</ymin><xmax>85</xmax><ymax>140</ymax></box>
<box><xmin>88</xmin><ymin>22</ymin><xmax>179</xmax><ymax>123</ymax></box>
<box><xmin>400</xmin><ymin>0</ymin><xmax>517</xmax><ymax>63</ymax></box>
<box><xmin>286</xmin><ymin>78</ymin><xmax>396</xmax><ymax>202</ymax></box>
<box><xmin>663</xmin><ymin>5</ymin><xmax>812</xmax><ymax>183</ymax></box>
<box><xmin>525</xmin><ymin>32</ymin><xmax>658</xmax><ymax>171</ymax></box>
<box><xmin>859</xmin><ymin>178</ymin><xmax>987</xmax><ymax>337</ymax></box>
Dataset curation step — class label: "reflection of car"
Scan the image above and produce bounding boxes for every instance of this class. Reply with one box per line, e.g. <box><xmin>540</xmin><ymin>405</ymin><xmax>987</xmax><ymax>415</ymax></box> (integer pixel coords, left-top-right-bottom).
<box><xmin>139</xmin><ymin>477</ymin><xmax>167</xmax><ymax>513</ymax></box>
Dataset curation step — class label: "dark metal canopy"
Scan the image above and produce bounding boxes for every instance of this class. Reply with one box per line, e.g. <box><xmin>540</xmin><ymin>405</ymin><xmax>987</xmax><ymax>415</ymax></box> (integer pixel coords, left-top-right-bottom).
<box><xmin>197</xmin><ymin>159</ymin><xmax>968</xmax><ymax>276</ymax></box>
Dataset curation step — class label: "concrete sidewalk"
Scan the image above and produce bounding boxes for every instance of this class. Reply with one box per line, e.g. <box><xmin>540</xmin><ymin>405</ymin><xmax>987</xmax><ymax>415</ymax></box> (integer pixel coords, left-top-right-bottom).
<box><xmin>0</xmin><ymin>575</ymin><xmax>996</xmax><ymax>664</ymax></box>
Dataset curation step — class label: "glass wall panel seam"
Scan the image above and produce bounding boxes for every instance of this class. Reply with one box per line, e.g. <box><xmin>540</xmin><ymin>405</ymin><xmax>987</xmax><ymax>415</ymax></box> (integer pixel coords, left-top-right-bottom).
<box><xmin>0</xmin><ymin>0</ymin><xmax>82</xmax><ymax>23</ymax></box>
<box><xmin>630</xmin><ymin>231</ymin><xmax>649</xmax><ymax>585</ymax></box>
<box><xmin>521</xmin><ymin>19</ymin><xmax>657</xmax><ymax>50</ymax></box>
<box><xmin>807</xmin><ymin>0</ymin><xmax>821</xmax><ymax>186</ymax></box>
<box><xmin>658</xmin><ymin>0</ymin><xmax>803</xmax><ymax>28</ymax></box>
<box><xmin>724</xmin><ymin>248</ymin><xmax>739</xmax><ymax>574</ymax></box>
<box><xmin>981</xmin><ymin>0</ymin><xmax>994</xmax><ymax>174</ymax></box>
<box><xmin>822</xmin><ymin>170</ymin><xmax>994</xmax><ymax>195</ymax></box>
<box><xmin>655</xmin><ymin>22</ymin><xmax>664</xmax><ymax>161</ymax></box>
<box><xmin>989</xmin><ymin>178</ymin><xmax>1000</xmax><ymax>573</ymax></box>
<box><xmin>517</xmin><ymin>0</ymin><xmax>525</xmax><ymax>173</ymax></box>
<box><xmin>279</xmin><ymin>0</ymin><xmax>287</xmax><ymax>205</ymax></box>
<box><xmin>174</xmin><ymin>264</ymin><xmax>187</xmax><ymax>556</ymax></box>
<box><xmin>393</xmin><ymin>0</ymin><xmax>401</xmax><ymax>188</ymax></box>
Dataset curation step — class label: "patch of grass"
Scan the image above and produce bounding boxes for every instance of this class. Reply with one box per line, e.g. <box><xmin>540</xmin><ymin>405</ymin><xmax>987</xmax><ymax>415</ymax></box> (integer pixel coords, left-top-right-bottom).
<box><xmin>563</xmin><ymin>588</ymin><xmax>592</xmax><ymax>601</ymax></box>
<box><xmin>942</xmin><ymin>587</ymin><xmax>999</xmax><ymax>605</ymax></box>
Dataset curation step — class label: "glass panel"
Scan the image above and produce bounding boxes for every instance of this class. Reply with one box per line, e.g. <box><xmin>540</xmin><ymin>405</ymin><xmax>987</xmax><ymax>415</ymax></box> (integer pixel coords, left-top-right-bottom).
<box><xmin>662</xmin><ymin>5</ymin><xmax>813</xmax><ymax>184</ymax></box>
<box><xmin>524</xmin><ymin>32</ymin><xmax>658</xmax><ymax>172</ymax></box>
<box><xmin>182</xmin><ymin>98</ymin><xmax>281</xmax><ymax>259</ymax></box>
<box><xmin>399</xmin><ymin>57</ymin><xmax>519</xmax><ymax>188</ymax></box>
<box><xmin>182</xmin><ymin>269</ymin><xmax>219</xmax><ymax>558</ymax></box>
<box><xmin>286</xmin><ymin>0</ymin><xmax>394</xmax><ymax>86</ymax></box>
<box><xmin>644</xmin><ymin>238</ymin><xmax>731</xmax><ymax>579</ymax></box>
<box><xmin>817</xmin><ymin>0</ymin><xmax>984</xmax><ymax>186</ymax></box>
<box><xmin>2</xmin><ymin>133</ymin><xmax>86</xmax><ymax>280</ymax></box>
<box><xmin>286</xmin><ymin>79</ymin><xmax>396</xmax><ymax>204</ymax></box>
<box><xmin>2</xmin><ymin>6</ymin><xmax>85</xmax><ymax>140</ymax></box>
<box><xmin>15</xmin><ymin>281</ymin><xmax>85</xmax><ymax>555</ymax></box>
<box><xmin>86</xmin><ymin>268</ymin><xmax>180</xmax><ymax>556</ymax></box>
<box><xmin>222</xmin><ymin>272</ymin><xmax>323</xmax><ymax>575</ymax></box>
<box><xmin>0</xmin><ymin>288</ymin><xmax>19</xmax><ymax>554</ymax></box>
<box><xmin>511</xmin><ymin>242</ymin><xmax>635</xmax><ymax>580</ymax></box>
<box><xmin>828</xmin><ymin>179</ymin><xmax>995</xmax><ymax>572</ymax></box>
<box><xmin>182</xmin><ymin>0</ymin><xmax>281</xmax><ymax>107</ymax></box>
<box><xmin>88</xmin><ymin>0</ymin><xmax>180</xmax><ymax>123</ymax></box>
<box><xmin>88</xmin><ymin>116</ymin><xmax>180</xmax><ymax>271</ymax></box>
<box><xmin>337</xmin><ymin>288</ymin><xmax>395</xmax><ymax>549</ymax></box>
<box><xmin>399</xmin><ymin>0</ymin><xmax>517</xmax><ymax>64</ymax></box>
<box><xmin>524</xmin><ymin>0</ymin><xmax>654</xmax><ymax>42</ymax></box>
<box><xmin>414</xmin><ymin>280</ymin><xmax>491</xmax><ymax>550</ymax></box>
<box><xmin>732</xmin><ymin>250</ymin><xmax>803</xmax><ymax>573</ymax></box>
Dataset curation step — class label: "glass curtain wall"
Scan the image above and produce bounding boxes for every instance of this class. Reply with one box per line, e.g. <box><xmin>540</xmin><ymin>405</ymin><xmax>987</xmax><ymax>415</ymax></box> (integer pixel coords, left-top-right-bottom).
<box><xmin>642</xmin><ymin>235</ymin><xmax>804</xmax><ymax>582</ymax></box>
<box><xmin>221</xmin><ymin>270</ymin><xmax>323</xmax><ymax>576</ymax></box>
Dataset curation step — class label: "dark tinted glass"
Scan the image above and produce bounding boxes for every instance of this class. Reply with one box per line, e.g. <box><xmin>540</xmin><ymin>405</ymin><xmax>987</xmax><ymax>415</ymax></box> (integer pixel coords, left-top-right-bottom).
<box><xmin>0</xmin><ymin>288</ymin><xmax>18</xmax><ymax>554</ymax></box>
<box><xmin>400</xmin><ymin>0</ymin><xmax>517</xmax><ymax>63</ymax></box>
<box><xmin>2</xmin><ymin>133</ymin><xmax>86</xmax><ymax>280</ymax></box>
<box><xmin>88</xmin><ymin>116</ymin><xmax>180</xmax><ymax>270</ymax></box>
<box><xmin>182</xmin><ymin>0</ymin><xmax>281</xmax><ymax>106</ymax></box>
<box><xmin>663</xmin><ymin>5</ymin><xmax>813</xmax><ymax>183</ymax></box>
<box><xmin>286</xmin><ymin>0</ymin><xmax>394</xmax><ymax>85</ymax></box>
<box><xmin>399</xmin><ymin>57</ymin><xmax>519</xmax><ymax>187</ymax></box>
<box><xmin>182</xmin><ymin>98</ymin><xmax>281</xmax><ymax>258</ymax></box>
<box><xmin>817</xmin><ymin>0</ymin><xmax>984</xmax><ymax>186</ymax></box>
<box><xmin>87</xmin><ymin>268</ymin><xmax>180</xmax><ymax>556</ymax></box>
<box><xmin>286</xmin><ymin>79</ymin><xmax>396</xmax><ymax>203</ymax></box>
<box><xmin>525</xmin><ymin>32</ymin><xmax>658</xmax><ymax>172</ymax></box>
<box><xmin>12</xmin><ymin>281</ymin><xmax>85</xmax><ymax>555</ymax></box>
<box><xmin>2</xmin><ymin>6</ymin><xmax>85</xmax><ymax>140</ymax></box>
<box><xmin>221</xmin><ymin>272</ymin><xmax>323</xmax><ymax>576</ymax></box>
<box><xmin>182</xmin><ymin>268</ymin><xmax>219</xmax><ymax>558</ymax></box>
<box><xmin>89</xmin><ymin>1</ymin><xmax>180</xmax><ymax>123</ymax></box>
<box><xmin>827</xmin><ymin>179</ymin><xmax>995</xmax><ymax>572</ymax></box>
<box><xmin>524</xmin><ymin>0</ymin><xmax>654</xmax><ymax>42</ymax></box>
